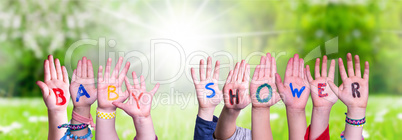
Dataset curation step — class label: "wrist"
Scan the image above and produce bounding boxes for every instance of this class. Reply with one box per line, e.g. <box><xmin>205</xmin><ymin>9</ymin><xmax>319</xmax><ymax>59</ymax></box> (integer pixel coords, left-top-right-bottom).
<box><xmin>97</xmin><ymin>107</ymin><xmax>116</xmax><ymax>113</ymax></box>
<box><xmin>73</xmin><ymin>106</ymin><xmax>91</xmax><ymax>118</ymax></box>
<box><xmin>198</xmin><ymin>107</ymin><xmax>215</xmax><ymax>121</ymax></box>
<box><xmin>252</xmin><ymin>106</ymin><xmax>270</xmax><ymax>112</ymax></box>
<box><xmin>312</xmin><ymin>106</ymin><xmax>332</xmax><ymax>113</ymax></box>
<box><xmin>285</xmin><ymin>107</ymin><xmax>306</xmax><ymax>113</ymax></box>
<box><xmin>223</xmin><ymin>106</ymin><xmax>241</xmax><ymax>115</ymax></box>
<box><xmin>346</xmin><ymin>107</ymin><xmax>366</xmax><ymax>119</ymax></box>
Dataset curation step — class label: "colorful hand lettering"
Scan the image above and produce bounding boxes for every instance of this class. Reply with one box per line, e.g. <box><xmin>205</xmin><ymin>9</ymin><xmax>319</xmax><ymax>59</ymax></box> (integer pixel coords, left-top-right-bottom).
<box><xmin>276</xmin><ymin>54</ymin><xmax>310</xmax><ymax>110</ymax></box>
<box><xmin>223</xmin><ymin>60</ymin><xmax>251</xmax><ymax>110</ymax></box>
<box><xmin>306</xmin><ymin>56</ymin><xmax>338</xmax><ymax>108</ymax></box>
<box><xmin>36</xmin><ymin>55</ymin><xmax>70</xmax><ymax>111</ymax></box>
<box><xmin>70</xmin><ymin>57</ymin><xmax>97</xmax><ymax>107</ymax></box>
<box><xmin>191</xmin><ymin>57</ymin><xmax>222</xmax><ymax>110</ymax></box>
<box><xmin>250</xmin><ymin>53</ymin><xmax>280</xmax><ymax>108</ymax></box>
<box><xmin>328</xmin><ymin>53</ymin><xmax>369</xmax><ymax>109</ymax></box>
<box><xmin>112</xmin><ymin>71</ymin><xmax>159</xmax><ymax>118</ymax></box>
<box><xmin>97</xmin><ymin>57</ymin><xmax>130</xmax><ymax>112</ymax></box>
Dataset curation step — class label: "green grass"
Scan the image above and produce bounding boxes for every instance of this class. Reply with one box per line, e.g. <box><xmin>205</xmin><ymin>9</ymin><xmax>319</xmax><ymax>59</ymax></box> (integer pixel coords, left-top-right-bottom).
<box><xmin>0</xmin><ymin>95</ymin><xmax>401</xmax><ymax>139</ymax></box>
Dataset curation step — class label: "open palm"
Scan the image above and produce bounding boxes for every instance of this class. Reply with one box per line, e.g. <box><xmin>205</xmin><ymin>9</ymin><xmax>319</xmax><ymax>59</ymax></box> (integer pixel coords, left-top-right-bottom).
<box><xmin>97</xmin><ymin>57</ymin><xmax>130</xmax><ymax>112</ymax></box>
<box><xmin>306</xmin><ymin>56</ymin><xmax>338</xmax><ymax>107</ymax></box>
<box><xmin>250</xmin><ymin>53</ymin><xmax>280</xmax><ymax>108</ymax></box>
<box><xmin>223</xmin><ymin>60</ymin><xmax>251</xmax><ymax>110</ymax></box>
<box><xmin>70</xmin><ymin>57</ymin><xmax>97</xmax><ymax>107</ymax></box>
<box><xmin>36</xmin><ymin>55</ymin><xmax>70</xmax><ymax>111</ymax></box>
<box><xmin>191</xmin><ymin>57</ymin><xmax>222</xmax><ymax>109</ymax></box>
<box><xmin>276</xmin><ymin>54</ymin><xmax>310</xmax><ymax>110</ymax></box>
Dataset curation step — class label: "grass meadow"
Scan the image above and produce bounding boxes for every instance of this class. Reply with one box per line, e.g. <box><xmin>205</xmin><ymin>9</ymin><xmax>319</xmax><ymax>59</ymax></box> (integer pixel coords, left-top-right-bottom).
<box><xmin>0</xmin><ymin>95</ymin><xmax>401</xmax><ymax>139</ymax></box>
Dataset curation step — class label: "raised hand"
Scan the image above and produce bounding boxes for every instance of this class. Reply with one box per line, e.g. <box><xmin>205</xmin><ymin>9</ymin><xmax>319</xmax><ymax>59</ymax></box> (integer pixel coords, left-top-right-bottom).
<box><xmin>36</xmin><ymin>55</ymin><xmax>70</xmax><ymax>111</ymax></box>
<box><xmin>250</xmin><ymin>53</ymin><xmax>280</xmax><ymax>108</ymax></box>
<box><xmin>70</xmin><ymin>57</ymin><xmax>97</xmax><ymax>108</ymax></box>
<box><xmin>222</xmin><ymin>60</ymin><xmax>251</xmax><ymax>110</ymax></box>
<box><xmin>306</xmin><ymin>55</ymin><xmax>338</xmax><ymax>107</ymax></box>
<box><xmin>276</xmin><ymin>54</ymin><xmax>310</xmax><ymax>109</ymax></box>
<box><xmin>329</xmin><ymin>53</ymin><xmax>369</xmax><ymax>109</ymax></box>
<box><xmin>191</xmin><ymin>57</ymin><xmax>222</xmax><ymax>120</ymax></box>
<box><xmin>97</xmin><ymin>57</ymin><xmax>130</xmax><ymax>112</ymax></box>
<box><xmin>113</xmin><ymin>71</ymin><xmax>160</xmax><ymax>118</ymax></box>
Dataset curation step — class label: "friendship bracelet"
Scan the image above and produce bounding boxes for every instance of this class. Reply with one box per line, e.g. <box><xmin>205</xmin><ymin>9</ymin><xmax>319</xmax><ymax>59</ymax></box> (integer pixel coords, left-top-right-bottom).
<box><xmin>58</xmin><ymin>123</ymin><xmax>88</xmax><ymax>131</ymax></box>
<box><xmin>60</xmin><ymin>127</ymin><xmax>92</xmax><ymax>140</ymax></box>
<box><xmin>96</xmin><ymin>110</ymin><xmax>116</xmax><ymax>119</ymax></box>
<box><xmin>340</xmin><ymin>131</ymin><xmax>364</xmax><ymax>140</ymax></box>
<box><xmin>345</xmin><ymin>113</ymin><xmax>366</xmax><ymax>127</ymax></box>
<box><xmin>72</xmin><ymin>111</ymin><xmax>96</xmax><ymax>129</ymax></box>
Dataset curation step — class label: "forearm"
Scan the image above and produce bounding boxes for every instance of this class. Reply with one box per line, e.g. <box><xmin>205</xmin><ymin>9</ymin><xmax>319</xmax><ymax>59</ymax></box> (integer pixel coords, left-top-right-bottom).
<box><xmin>286</xmin><ymin>108</ymin><xmax>307</xmax><ymax>140</ymax></box>
<box><xmin>48</xmin><ymin>110</ymin><xmax>68</xmax><ymax>140</ymax></box>
<box><xmin>198</xmin><ymin>107</ymin><xmax>215</xmax><ymax>121</ymax></box>
<box><xmin>252</xmin><ymin>107</ymin><xmax>273</xmax><ymax>140</ymax></box>
<box><xmin>95</xmin><ymin>108</ymin><xmax>119</xmax><ymax>140</ymax></box>
<box><xmin>133</xmin><ymin>116</ymin><xmax>156</xmax><ymax>140</ymax></box>
<box><xmin>71</xmin><ymin>106</ymin><xmax>91</xmax><ymax>136</ymax></box>
<box><xmin>344</xmin><ymin>107</ymin><xmax>366</xmax><ymax>140</ymax></box>
<box><xmin>214</xmin><ymin>107</ymin><xmax>240</xmax><ymax>139</ymax></box>
<box><xmin>309</xmin><ymin>107</ymin><xmax>331</xmax><ymax>140</ymax></box>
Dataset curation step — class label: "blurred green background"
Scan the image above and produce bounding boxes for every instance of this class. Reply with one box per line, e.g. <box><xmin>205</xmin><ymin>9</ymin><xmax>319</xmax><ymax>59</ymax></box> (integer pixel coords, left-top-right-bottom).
<box><xmin>0</xmin><ymin>0</ymin><xmax>401</xmax><ymax>139</ymax></box>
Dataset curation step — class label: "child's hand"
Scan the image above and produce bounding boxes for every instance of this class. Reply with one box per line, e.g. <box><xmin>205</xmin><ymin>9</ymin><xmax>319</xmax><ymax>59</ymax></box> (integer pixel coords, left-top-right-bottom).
<box><xmin>306</xmin><ymin>55</ymin><xmax>338</xmax><ymax>108</ymax></box>
<box><xmin>112</xmin><ymin>72</ymin><xmax>160</xmax><ymax>118</ymax></box>
<box><xmin>328</xmin><ymin>53</ymin><xmax>369</xmax><ymax>111</ymax></box>
<box><xmin>97</xmin><ymin>57</ymin><xmax>130</xmax><ymax>112</ymax></box>
<box><xmin>70</xmin><ymin>57</ymin><xmax>97</xmax><ymax>108</ymax></box>
<box><xmin>276</xmin><ymin>54</ymin><xmax>310</xmax><ymax>110</ymax></box>
<box><xmin>36</xmin><ymin>55</ymin><xmax>70</xmax><ymax>111</ymax></box>
<box><xmin>250</xmin><ymin>53</ymin><xmax>280</xmax><ymax>108</ymax></box>
<box><xmin>191</xmin><ymin>57</ymin><xmax>222</xmax><ymax>111</ymax></box>
<box><xmin>223</xmin><ymin>60</ymin><xmax>251</xmax><ymax>110</ymax></box>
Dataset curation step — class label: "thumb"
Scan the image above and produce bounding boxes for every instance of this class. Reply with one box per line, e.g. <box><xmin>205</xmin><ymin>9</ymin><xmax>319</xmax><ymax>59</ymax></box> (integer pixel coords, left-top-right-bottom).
<box><xmin>328</xmin><ymin>80</ymin><xmax>339</xmax><ymax>96</ymax></box>
<box><xmin>36</xmin><ymin>81</ymin><xmax>49</xmax><ymax>98</ymax></box>
<box><xmin>112</xmin><ymin>101</ymin><xmax>126</xmax><ymax>111</ymax></box>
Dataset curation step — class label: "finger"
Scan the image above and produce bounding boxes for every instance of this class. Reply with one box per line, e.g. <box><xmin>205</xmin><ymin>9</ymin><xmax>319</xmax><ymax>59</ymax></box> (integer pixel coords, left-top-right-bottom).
<box><xmin>105</xmin><ymin>58</ymin><xmax>112</xmax><ymax>80</ymax></box>
<box><xmin>36</xmin><ymin>81</ymin><xmax>50</xmax><ymax>97</ymax></box>
<box><xmin>55</xmin><ymin>59</ymin><xmax>63</xmax><ymax>80</ymax></box>
<box><xmin>87</xmin><ymin>60</ymin><xmax>94</xmax><ymax>78</ymax></box>
<box><xmin>48</xmin><ymin>55</ymin><xmax>57</xmax><ymax>80</ymax></box>
<box><xmin>322</xmin><ymin>56</ymin><xmax>328</xmax><ymax>77</ymax></box>
<box><xmin>140</xmin><ymin>75</ymin><xmax>145</xmax><ymax>90</ymax></box>
<box><xmin>306</xmin><ymin>65</ymin><xmax>314</xmax><ymax>82</ymax></box>
<box><xmin>191</xmin><ymin>67</ymin><xmax>199</xmax><ymax>84</ymax></box>
<box><xmin>213</xmin><ymin>61</ymin><xmax>220</xmax><ymax>80</ymax></box>
<box><xmin>243</xmin><ymin>64</ymin><xmax>250</xmax><ymax>82</ymax></box>
<box><xmin>275</xmin><ymin>73</ymin><xmax>285</xmax><ymax>94</ymax></box>
<box><xmin>347</xmin><ymin>53</ymin><xmax>355</xmax><ymax>77</ymax></box>
<box><xmin>328</xmin><ymin>81</ymin><xmax>339</xmax><ymax>95</ymax></box>
<box><xmin>363</xmin><ymin>61</ymin><xmax>369</xmax><ymax>80</ymax></box>
<box><xmin>252</xmin><ymin>65</ymin><xmax>260</xmax><ymax>81</ymax></box>
<box><xmin>150</xmin><ymin>83</ymin><xmax>160</xmax><ymax>96</ymax></box>
<box><xmin>293</xmin><ymin>54</ymin><xmax>299</xmax><ymax>77</ymax></box>
<box><xmin>44</xmin><ymin>60</ymin><xmax>51</xmax><ymax>81</ymax></box>
<box><xmin>118</xmin><ymin>62</ymin><xmax>130</xmax><ymax>84</ymax></box>
<box><xmin>72</xmin><ymin>69</ymin><xmax>77</xmax><ymax>82</ymax></box>
<box><xmin>314</xmin><ymin>58</ymin><xmax>320</xmax><ymax>78</ymax></box>
<box><xmin>77</xmin><ymin>60</ymin><xmax>82</xmax><ymax>78</ymax></box>
<box><xmin>299</xmin><ymin>59</ymin><xmax>304</xmax><ymax>79</ymax></box>
<box><xmin>354</xmin><ymin>55</ymin><xmax>361</xmax><ymax>78</ymax></box>
<box><xmin>200</xmin><ymin>59</ymin><xmax>206</xmax><ymax>81</ymax></box>
<box><xmin>237</xmin><ymin>60</ymin><xmax>245</xmax><ymax>82</ymax></box>
<box><xmin>124</xmin><ymin>77</ymin><xmax>132</xmax><ymax>92</ymax></box>
<box><xmin>232</xmin><ymin>62</ymin><xmax>240</xmax><ymax>82</ymax></box>
<box><xmin>258</xmin><ymin>56</ymin><xmax>266</xmax><ymax>78</ymax></box>
<box><xmin>82</xmin><ymin>57</ymin><xmax>88</xmax><ymax>77</ymax></box>
<box><xmin>265</xmin><ymin>53</ymin><xmax>271</xmax><ymax>77</ymax></box>
<box><xmin>285</xmin><ymin>58</ymin><xmax>293</xmax><ymax>77</ymax></box>
<box><xmin>62</xmin><ymin>66</ymin><xmax>69</xmax><ymax>84</ymax></box>
<box><xmin>112</xmin><ymin>57</ymin><xmax>124</xmax><ymax>79</ymax></box>
<box><xmin>98</xmin><ymin>66</ymin><xmax>104</xmax><ymax>83</ymax></box>
<box><xmin>328</xmin><ymin>59</ymin><xmax>336</xmax><ymax>81</ymax></box>
<box><xmin>271</xmin><ymin>57</ymin><xmax>276</xmax><ymax>81</ymax></box>
<box><xmin>206</xmin><ymin>56</ymin><xmax>212</xmax><ymax>79</ymax></box>
<box><xmin>339</xmin><ymin>58</ymin><xmax>348</xmax><ymax>81</ymax></box>
<box><xmin>226</xmin><ymin>70</ymin><xmax>233</xmax><ymax>84</ymax></box>
<box><xmin>132</xmin><ymin>71</ymin><xmax>140</xmax><ymax>89</ymax></box>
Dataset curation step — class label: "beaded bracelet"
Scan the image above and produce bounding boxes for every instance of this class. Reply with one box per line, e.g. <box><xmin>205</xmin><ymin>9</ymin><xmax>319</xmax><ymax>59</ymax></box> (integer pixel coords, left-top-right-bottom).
<box><xmin>340</xmin><ymin>131</ymin><xmax>364</xmax><ymax>140</ymax></box>
<box><xmin>345</xmin><ymin>113</ymin><xmax>366</xmax><ymax>127</ymax></box>
<box><xmin>58</xmin><ymin>123</ymin><xmax>88</xmax><ymax>131</ymax></box>
<box><xmin>97</xmin><ymin>110</ymin><xmax>116</xmax><ymax>119</ymax></box>
<box><xmin>60</xmin><ymin>127</ymin><xmax>92</xmax><ymax>140</ymax></box>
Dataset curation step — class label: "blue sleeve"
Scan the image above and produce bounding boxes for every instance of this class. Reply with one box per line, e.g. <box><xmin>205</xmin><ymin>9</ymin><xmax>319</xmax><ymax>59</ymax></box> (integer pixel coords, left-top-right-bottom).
<box><xmin>193</xmin><ymin>115</ymin><xmax>219</xmax><ymax>140</ymax></box>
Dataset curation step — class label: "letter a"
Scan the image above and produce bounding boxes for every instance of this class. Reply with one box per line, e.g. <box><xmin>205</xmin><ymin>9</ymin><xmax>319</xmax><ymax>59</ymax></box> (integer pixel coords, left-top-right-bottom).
<box><xmin>76</xmin><ymin>84</ymin><xmax>91</xmax><ymax>102</ymax></box>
